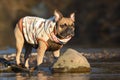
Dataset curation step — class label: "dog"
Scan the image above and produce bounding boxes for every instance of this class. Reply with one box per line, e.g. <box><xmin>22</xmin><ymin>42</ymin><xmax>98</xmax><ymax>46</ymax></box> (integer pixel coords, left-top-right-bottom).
<box><xmin>14</xmin><ymin>10</ymin><xmax>75</xmax><ymax>69</ymax></box>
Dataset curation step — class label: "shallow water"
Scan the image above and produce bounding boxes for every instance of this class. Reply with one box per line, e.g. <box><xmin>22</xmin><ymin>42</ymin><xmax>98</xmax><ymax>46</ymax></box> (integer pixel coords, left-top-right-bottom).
<box><xmin>0</xmin><ymin>62</ymin><xmax>120</xmax><ymax>80</ymax></box>
<box><xmin>0</xmin><ymin>48</ymin><xmax>120</xmax><ymax>80</ymax></box>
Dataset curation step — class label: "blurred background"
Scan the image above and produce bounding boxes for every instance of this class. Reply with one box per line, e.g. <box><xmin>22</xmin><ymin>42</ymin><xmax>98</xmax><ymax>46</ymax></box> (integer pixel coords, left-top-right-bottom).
<box><xmin>0</xmin><ymin>0</ymin><xmax>120</xmax><ymax>49</ymax></box>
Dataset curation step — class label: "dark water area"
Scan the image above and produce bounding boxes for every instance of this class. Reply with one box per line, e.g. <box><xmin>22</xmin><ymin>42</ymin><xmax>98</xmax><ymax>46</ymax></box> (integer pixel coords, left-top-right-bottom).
<box><xmin>0</xmin><ymin>47</ymin><xmax>120</xmax><ymax>80</ymax></box>
<box><xmin>0</xmin><ymin>62</ymin><xmax>120</xmax><ymax>80</ymax></box>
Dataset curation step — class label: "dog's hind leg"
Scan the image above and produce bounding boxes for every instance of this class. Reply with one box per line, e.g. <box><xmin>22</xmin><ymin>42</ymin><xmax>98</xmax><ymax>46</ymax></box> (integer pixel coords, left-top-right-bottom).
<box><xmin>14</xmin><ymin>24</ymin><xmax>24</xmax><ymax>66</ymax></box>
<box><xmin>24</xmin><ymin>43</ymin><xmax>32</xmax><ymax>69</ymax></box>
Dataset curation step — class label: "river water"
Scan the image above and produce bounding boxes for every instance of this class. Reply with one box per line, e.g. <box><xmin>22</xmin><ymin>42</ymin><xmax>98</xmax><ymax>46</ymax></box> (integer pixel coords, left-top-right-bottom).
<box><xmin>0</xmin><ymin>48</ymin><xmax>120</xmax><ymax>80</ymax></box>
<box><xmin>0</xmin><ymin>63</ymin><xmax>120</xmax><ymax>80</ymax></box>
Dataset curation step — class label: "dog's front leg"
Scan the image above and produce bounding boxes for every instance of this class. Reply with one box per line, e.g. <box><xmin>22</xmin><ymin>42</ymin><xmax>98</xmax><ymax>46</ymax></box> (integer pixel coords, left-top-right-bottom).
<box><xmin>53</xmin><ymin>49</ymin><xmax>60</xmax><ymax>59</ymax></box>
<box><xmin>52</xmin><ymin>49</ymin><xmax>61</xmax><ymax>64</ymax></box>
<box><xmin>49</xmin><ymin>49</ymin><xmax>61</xmax><ymax>69</ymax></box>
<box><xmin>37</xmin><ymin>41</ymin><xmax>47</xmax><ymax>69</ymax></box>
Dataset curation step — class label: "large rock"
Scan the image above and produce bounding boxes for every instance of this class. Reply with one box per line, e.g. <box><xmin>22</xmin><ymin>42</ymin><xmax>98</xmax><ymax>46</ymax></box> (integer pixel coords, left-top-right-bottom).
<box><xmin>52</xmin><ymin>48</ymin><xmax>91</xmax><ymax>73</ymax></box>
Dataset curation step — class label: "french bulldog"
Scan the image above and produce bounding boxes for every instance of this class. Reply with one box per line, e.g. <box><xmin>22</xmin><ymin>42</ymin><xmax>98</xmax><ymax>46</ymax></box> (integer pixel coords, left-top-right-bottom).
<box><xmin>14</xmin><ymin>10</ymin><xmax>75</xmax><ymax>70</ymax></box>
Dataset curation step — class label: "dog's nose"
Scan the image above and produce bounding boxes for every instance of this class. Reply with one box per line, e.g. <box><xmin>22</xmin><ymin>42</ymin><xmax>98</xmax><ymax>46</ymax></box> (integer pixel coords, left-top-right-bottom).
<box><xmin>66</xmin><ymin>29</ymin><xmax>74</xmax><ymax>36</ymax></box>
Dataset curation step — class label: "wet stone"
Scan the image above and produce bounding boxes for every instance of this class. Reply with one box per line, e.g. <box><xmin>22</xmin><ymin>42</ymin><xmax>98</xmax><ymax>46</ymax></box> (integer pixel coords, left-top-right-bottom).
<box><xmin>51</xmin><ymin>48</ymin><xmax>91</xmax><ymax>73</ymax></box>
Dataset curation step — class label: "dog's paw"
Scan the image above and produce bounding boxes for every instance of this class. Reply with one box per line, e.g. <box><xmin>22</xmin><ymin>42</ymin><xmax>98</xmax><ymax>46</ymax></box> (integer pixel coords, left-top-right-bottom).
<box><xmin>16</xmin><ymin>63</ymin><xmax>27</xmax><ymax>68</ymax></box>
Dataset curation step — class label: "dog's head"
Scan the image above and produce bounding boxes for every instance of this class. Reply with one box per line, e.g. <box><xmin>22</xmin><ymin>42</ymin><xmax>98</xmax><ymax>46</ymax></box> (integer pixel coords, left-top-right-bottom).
<box><xmin>54</xmin><ymin>10</ymin><xmax>75</xmax><ymax>39</ymax></box>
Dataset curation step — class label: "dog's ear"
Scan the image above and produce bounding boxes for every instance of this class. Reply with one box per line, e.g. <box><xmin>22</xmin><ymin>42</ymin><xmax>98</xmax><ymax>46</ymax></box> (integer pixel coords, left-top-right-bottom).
<box><xmin>54</xmin><ymin>10</ymin><xmax>63</xmax><ymax>21</ymax></box>
<box><xmin>70</xmin><ymin>13</ymin><xmax>75</xmax><ymax>22</ymax></box>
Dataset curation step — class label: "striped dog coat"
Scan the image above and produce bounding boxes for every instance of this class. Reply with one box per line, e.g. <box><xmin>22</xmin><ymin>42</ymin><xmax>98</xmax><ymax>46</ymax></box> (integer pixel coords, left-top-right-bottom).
<box><xmin>18</xmin><ymin>16</ymin><xmax>71</xmax><ymax>46</ymax></box>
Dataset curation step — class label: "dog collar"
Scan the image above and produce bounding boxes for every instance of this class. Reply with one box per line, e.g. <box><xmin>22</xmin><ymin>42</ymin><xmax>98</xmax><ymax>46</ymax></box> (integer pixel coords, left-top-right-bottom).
<box><xmin>50</xmin><ymin>32</ymin><xmax>71</xmax><ymax>45</ymax></box>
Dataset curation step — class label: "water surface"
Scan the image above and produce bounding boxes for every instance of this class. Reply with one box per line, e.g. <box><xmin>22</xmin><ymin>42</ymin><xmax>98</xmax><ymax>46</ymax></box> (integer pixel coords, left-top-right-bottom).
<box><xmin>0</xmin><ymin>62</ymin><xmax>120</xmax><ymax>80</ymax></box>
<box><xmin>0</xmin><ymin>48</ymin><xmax>120</xmax><ymax>80</ymax></box>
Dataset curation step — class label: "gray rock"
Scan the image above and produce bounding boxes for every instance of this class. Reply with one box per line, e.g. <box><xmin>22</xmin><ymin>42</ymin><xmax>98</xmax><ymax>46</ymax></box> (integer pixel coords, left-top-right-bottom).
<box><xmin>52</xmin><ymin>48</ymin><xmax>91</xmax><ymax>73</ymax></box>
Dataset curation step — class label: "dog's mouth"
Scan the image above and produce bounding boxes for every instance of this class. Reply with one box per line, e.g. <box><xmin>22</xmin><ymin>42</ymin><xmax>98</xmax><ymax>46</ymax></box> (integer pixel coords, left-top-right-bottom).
<box><xmin>56</xmin><ymin>26</ymin><xmax>75</xmax><ymax>39</ymax></box>
<box><xmin>66</xmin><ymin>35</ymin><xmax>72</xmax><ymax>39</ymax></box>
<box><xmin>64</xmin><ymin>34</ymin><xmax>74</xmax><ymax>39</ymax></box>
<box><xmin>59</xmin><ymin>31</ymin><xmax>74</xmax><ymax>39</ymax></box>
<box><xmin>57</xmin><ymin>33</ymin><xmax>74</xmax><ymax>39</ymax></box>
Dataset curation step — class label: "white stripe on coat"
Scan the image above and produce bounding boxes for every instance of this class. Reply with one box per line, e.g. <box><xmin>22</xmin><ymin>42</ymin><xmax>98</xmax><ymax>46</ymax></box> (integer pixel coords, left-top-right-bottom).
<box><xmin>22</xmin><ymin>16</ymin><xmax>55</xmax><ymax>44</ymax></box>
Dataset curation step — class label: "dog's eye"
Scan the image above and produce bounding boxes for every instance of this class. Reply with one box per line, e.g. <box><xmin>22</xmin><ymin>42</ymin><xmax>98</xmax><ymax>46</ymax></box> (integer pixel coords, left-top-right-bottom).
<box><xmin>60</xmin><ymin>24</ymin><xmax>67</xmax><ymax>28</ymax></box>
<box><xmin>60</xmin><ymin>25</ymin><xmax>64</xmax><ymax>28</ymax></box>
<box><xmin>71</xmin><ymin>24</ymin><xmax>74</xmax><ymax>26</ymax></box>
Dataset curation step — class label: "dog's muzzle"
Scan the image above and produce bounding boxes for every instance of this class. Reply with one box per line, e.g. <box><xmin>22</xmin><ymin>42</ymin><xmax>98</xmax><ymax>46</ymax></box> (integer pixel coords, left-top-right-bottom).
<box><xmin>58</xmin><ymin>27</ymin><xmax>74</xmax><ymax>39</ymax></box>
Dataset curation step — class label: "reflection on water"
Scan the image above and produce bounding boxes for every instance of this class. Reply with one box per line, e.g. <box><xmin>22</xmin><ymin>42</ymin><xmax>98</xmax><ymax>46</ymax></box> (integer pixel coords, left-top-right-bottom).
<box><xmin>1</xmin><ymin>72</ymin><xmax>120</xmax><ymax>80</ymax></box>
<box><xmin>0</xmin><ymin>72</ymin><xmax>90</xmax><ymax>80</ymax></box>
<box><xmin>0</xmin><ymin>69</ymin><xmax>120</xmax><ymax>80</ymax></box>
<box><xmin>52</xmin><ymin>73</ymin><xmax>90</xmax><ymax>80</ymax></box>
